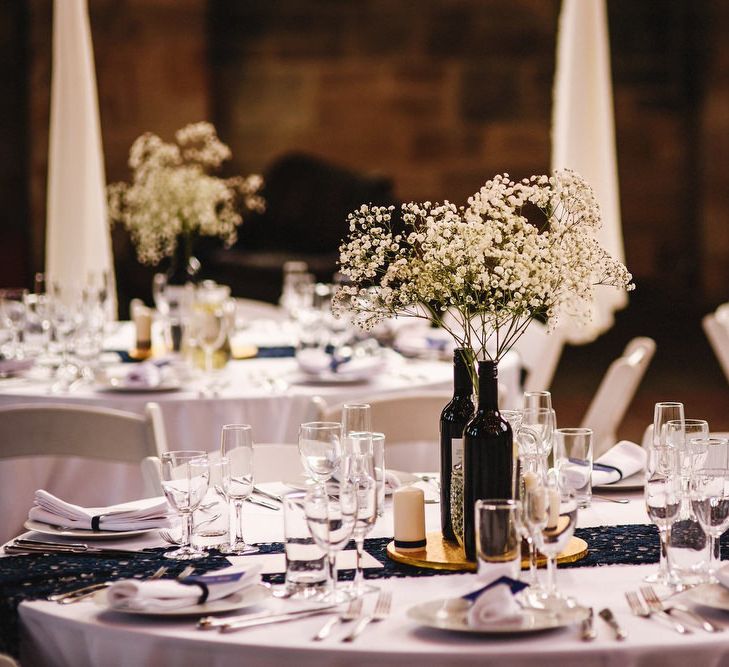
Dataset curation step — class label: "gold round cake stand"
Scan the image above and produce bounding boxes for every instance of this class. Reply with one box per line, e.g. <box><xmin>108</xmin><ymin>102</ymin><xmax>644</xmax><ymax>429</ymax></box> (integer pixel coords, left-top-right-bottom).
<box><xmin>386</xmin><ymin>531</ymin><xmax>588</xmax><ymax>572</ymax></box>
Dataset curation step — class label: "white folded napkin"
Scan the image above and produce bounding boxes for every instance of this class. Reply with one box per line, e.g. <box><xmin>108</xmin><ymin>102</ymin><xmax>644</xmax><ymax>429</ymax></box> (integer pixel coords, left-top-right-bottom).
<box><xmin>385</xmin><ymin>470</ymin><xmax>403</xmax><ymax>493</ymax></box>
<box><xmin>465</xmin><ymin>577</ymin><xmax>526</xmax><ymax>629</ymax></box>
<box><xmin>296</xmin><ymin>348</ymin><xmax>385</xmax><ymax>379</ymax></box>
<box><xmin>592</xmin><ymin>440</ymin><xmax>647</xmax><ymax>486</ymax></box>
<box><xmin>107</xmin><ymin>563</ymin><xmax>262</xmax><ymax>611</ymax></box>
<box><xmin>716</xmin><ymin>563</ymin><xmax>729</xmax><ymax>590</ymax></box>
<box><xmin>411</xmin><ymin>480</ymin><xmax>439</xmax><ymax>504</ymax></box>
<box><xmin>28</xmin><ymin>490</ymin><xmax>172</xmax><ymax>531</ymax></box>
<box><xmin>122</xmin><ymin>362</ymin><xmax>162</xmax><ymax>389</ymax></box>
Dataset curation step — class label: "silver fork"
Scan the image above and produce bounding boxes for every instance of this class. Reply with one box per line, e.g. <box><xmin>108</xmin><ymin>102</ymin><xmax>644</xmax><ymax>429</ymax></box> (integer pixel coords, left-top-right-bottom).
<box><xmin>625</xmin><ymin>591</ymin><xmax>691</xmax><ymax>634</ymax></box>
<box><xmin>342</xmin><ymin>591</ymin><xmax>392</xmax><ymax>642</ymax></box>
<box><xmin>640</xmin><ymin>585</ymin><xmax>721</xmax><ymax>633</ymax></box>
<box><xmin>313</xmin><ymin>597</ymin><xmax>363</xmax><ymax>641</ymax></box>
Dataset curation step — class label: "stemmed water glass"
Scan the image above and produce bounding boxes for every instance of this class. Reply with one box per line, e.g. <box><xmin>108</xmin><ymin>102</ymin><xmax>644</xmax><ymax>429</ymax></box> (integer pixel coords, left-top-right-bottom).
<box><xmin>644</xmin><ymin>444</ymin><xmax>681</xmax><ymax>584</ymax></box>
<box><xmin>220</xmin><ymin>424</ymin><xmax>259</xmax><ymax>555</ymax></box>
<box><xmin>523</xmin><ymin>390</ymin><xmax>553</xmax><ymax>411</ymax></box>
<box><xmin>0</xmin><ymin>288</ymin><xmax>28</xmax><ymax>359</ymax></box>
<box><xmin>516</xmin><ymin>454</ymin><xmax>547</xmax><ymax>590</ymax></box>
<box><xmin>520</xmin><ymin>407</ymin><xmax>555</xmax><ymax>474</ymax></box>
<box><xmin>159</xmin><ymin>450</ymin><xmax>210</xmax><ymax>560</ymax></box>
<box><xmin>343</xmin><ymin>433</ymin><xmax>379</xmax><ymax>597</ymax></box>
<box><xmin>691</xmin><ymin>468</ymin><xmax>729</xmax><ymax>581</ymax></box>
<box><xmin>298</xmin><ymin>422</ymin><xmax>343</xmax><ymax>485</ymax></box>
<box><xmin>194</xmin><ymin>303</ymin><xmax>228</xmax><ymax>386</ymax></box>
<box><xmin>528</xmin><ymin>475</ymin><xmax>578</xmax><ymax>610</ymax></box>
<box><xmin>304</xmin><ymin>480</ymin><xmax>358</xmax><ymax>603</ymax></box>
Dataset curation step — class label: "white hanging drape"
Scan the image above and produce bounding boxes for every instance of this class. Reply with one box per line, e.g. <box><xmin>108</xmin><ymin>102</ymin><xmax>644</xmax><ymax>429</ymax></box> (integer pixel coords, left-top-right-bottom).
<box><xmin>45</xmin><ymin>0</ymin><xmax>116</xmax><ymax>317</ymax></box>
<box><xmin>551</xmin><ymin>0</ymin><xmax>626</xmax><ymax>344</ymax></box>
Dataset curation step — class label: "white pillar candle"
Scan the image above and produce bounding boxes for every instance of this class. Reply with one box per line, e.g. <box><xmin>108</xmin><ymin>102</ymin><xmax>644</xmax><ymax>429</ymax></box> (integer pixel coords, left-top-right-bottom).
<box><xmin>393</xmin><ymin>485</ymin><xmax>426</xmax><ymax>552</ymax></box>
<box><xmin>132</xmin><ymin>301</ymin><xmax>152</xmax><ymax>352</ymax></box>
<box><xmin>523</xmin><ymin>471</ymin><xmax>539</xmax><ymax>492</ymax></box>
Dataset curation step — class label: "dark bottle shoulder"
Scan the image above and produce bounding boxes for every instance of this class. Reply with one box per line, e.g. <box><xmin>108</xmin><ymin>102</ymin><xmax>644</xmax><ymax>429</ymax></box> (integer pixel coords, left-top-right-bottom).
<box><xmin>441</xmin><ymin>397</ymin><xmax>474</xmax><ymax>422</ymax></box>
<box><xmin>464</xmin><ymin>411</ymin><xmax>512</xmax><ymax>438</ymax></box>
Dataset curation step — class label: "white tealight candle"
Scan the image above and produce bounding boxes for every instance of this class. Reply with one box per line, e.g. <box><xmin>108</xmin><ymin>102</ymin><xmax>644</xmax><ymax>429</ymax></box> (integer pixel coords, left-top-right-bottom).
<box><xmin>393</xmin><ymin>486</ymin><xmax>426</xmax><ymax>552</ymax></box>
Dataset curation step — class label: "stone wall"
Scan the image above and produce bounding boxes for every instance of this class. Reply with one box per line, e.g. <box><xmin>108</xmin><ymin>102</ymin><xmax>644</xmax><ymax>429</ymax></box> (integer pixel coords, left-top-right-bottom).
<box><xmin>5</xmin><ymin>0</ymin><xmax>729</xmax><ymax>308</ymax></box>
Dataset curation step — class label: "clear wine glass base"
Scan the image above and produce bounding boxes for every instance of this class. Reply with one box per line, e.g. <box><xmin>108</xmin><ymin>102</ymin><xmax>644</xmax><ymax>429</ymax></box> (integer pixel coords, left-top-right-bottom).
<box><xmin>342</xmin><ymin>581</ymin><xmax>379</xmax><ymax>597</ymax></box>
<box><xmin>219</xmin><ymin>541</ymin><xmax>260</xmax><ymax>556</ymax></box>
<box><xmin>643</xmin><ymin>569</ymin><xmax>674</xmax><ymax>585</ymax></box>
<box><xmin>317</xmin><ymin>587</ymin><xmax>356</xmax><ymax>604</ymax></box>
<box><xmin>164</xmin><ymin>545</ymin><xmax>209</xmax><ymax>561</ymax></box>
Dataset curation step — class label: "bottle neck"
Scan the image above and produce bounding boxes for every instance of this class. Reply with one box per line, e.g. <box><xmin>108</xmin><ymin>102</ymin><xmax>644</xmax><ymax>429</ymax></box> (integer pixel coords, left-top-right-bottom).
<box><xmin>477</xmin><ymin>360</ymin><xmax>499</xmax><ymax>411</ymax></box>
<box><xmin>453</xmin><ymin>349</ymin><xmax>473</xmax><ymax>396</ymax></box>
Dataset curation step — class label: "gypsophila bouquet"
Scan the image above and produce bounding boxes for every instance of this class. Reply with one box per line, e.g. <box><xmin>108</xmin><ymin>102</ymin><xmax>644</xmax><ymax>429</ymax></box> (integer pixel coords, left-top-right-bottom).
<box><xmin>108</xmin><ymin>122</ymin><xmax>265</xmax><ymax>266</ymax></box>
<box><xmin>334</xmin><ymin>170</ymin><xmax>634</xmax><ymax>368</ymax></box>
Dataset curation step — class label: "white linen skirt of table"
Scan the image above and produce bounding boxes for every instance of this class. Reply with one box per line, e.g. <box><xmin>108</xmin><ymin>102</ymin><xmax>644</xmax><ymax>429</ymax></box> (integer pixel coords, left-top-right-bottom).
<box><xmin>14</xmin><ymin>494</ymin><xmax>729</xmax><ymax>667</ymax></box>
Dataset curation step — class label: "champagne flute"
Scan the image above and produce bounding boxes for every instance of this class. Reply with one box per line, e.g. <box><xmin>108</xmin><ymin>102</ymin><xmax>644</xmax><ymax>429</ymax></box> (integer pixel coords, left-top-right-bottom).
<box><xmin>691</xmin><ymin>468</ymin><xmax>729</xmax><ymax>581</ymax></box>
<box><xmin>653</xmin><ymin>402</ymin><xmax>685</xmax><ymax>448</ymax></box>
<box><xmin>220</xmin><ymin>424</ymin><xmax>259</xmax><ymax>555</ymax></box>
<box><xmin>160</xmin><ymin>450</ymin><xmax>210</xmax><ymax>560</ymax></box>
<box><xmin>530</xmin><ymin>477</ymin><xmax>579</xmax><ymax>610</ymax></box>
<box><xmin>304</xmin><ymin>480</ymin><xmax>358</xmax><ymax>603</ymax></box>
<box><xmin>517</xmin><ymin>454</ymin><xmax>547</xmax><ymax>590</ymax></box>
<box><xmin>644</xmin><ymin>444</ymin><xmax>681</xmax><ymax>584</ymax></box>
<box><xmin>343</xmin><ymin>433</ymin><xmax>378</xmax><ymax>596</ymax></box>
<box><xmin>298</xmin><ymin>422</ymin><xmax>342</xmax><ymax>485</ymax></box>
<box><xmin>342</xmin><ymin>403</ymin><xmax>372</xmax><ymax>437</ymax></box>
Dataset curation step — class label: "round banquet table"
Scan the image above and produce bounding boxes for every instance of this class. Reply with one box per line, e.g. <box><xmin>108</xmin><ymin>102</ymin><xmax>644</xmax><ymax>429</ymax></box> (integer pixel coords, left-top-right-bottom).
<box><xmin>0</xmin><ymin>323</ymin><xmax>522</xmax><ymax>543</ymax></box>
<box><xmin>12</xmin><ymin>491</ymin><xmax>729</xmax><ymax>667</ymax></box>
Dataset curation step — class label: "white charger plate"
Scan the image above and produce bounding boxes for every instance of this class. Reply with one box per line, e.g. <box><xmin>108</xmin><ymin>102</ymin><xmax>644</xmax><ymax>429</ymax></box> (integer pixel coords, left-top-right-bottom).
<box><xmin>407</xmin><ymin>597</ymin><xmax>589</xmax><ymax>635</ymax></box>
<box><xmin>96</xmin><ymin>582</ymin><xmax>270</xmax><ymax>616</ymax></box>
<box><xmin>592</xmin><ymin>469</ymin><xmax>645</xmax><ymax>492</ymax></box>
<box><xmin>24</xmin><ymin>519</ymin><xmax>158</xmax><ymax>540</ymax></box>
<box><xmin>685</xmin><ymin>583</ymin><xmax>729</xmax><ymax>611</ymax></box>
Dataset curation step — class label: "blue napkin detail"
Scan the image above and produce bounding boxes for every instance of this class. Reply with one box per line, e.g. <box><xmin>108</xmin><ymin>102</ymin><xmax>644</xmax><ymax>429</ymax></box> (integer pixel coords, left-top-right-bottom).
<box><xmin>592</xmin><ymin>462</ymin><xmax>623</xmax><ymax>480</ymax></box>
<box><xmin>461</xmin><ymin>576</ymin><xmax>528</xmax><ymax>602</ymax></box>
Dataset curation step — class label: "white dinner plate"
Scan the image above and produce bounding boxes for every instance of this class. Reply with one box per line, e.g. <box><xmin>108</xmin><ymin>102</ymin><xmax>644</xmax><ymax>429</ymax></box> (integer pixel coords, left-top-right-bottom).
<box><xmin>685</xmin><ymin>583</ymin><xmax>729</xmax><ymax>611</ymax></box>
<box><xmin>24</xmin><ymin>519</ymin><xmax>159</xmax><ymax>540</ymax></box>
<box><xmin>407</xmin><ymin>597</ymin><xmax>589</xmax><ymax>635</ymax></box>
<box><xmin>283</xmin><ymin>470</ymin><xmax>419</xmax><ymax>495</ymax></box>
<box><xmin>96</xmin><ymin>582</ymin><xmax>270</xmax><ymax>616</ymax></box>
<box><xmin>94</xmin><ymin>380</ymin><xmax>182</xmax><ymax>393</ymax></box>
<box><xmin>592</xmin><ymin>469</ymin><xmax>645</xmax><ymax>492</ymax></box>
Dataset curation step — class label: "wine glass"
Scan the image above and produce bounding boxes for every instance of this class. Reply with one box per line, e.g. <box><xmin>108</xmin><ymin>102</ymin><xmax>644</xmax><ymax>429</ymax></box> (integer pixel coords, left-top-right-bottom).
<box><xmin>644</xmin><ymin>444</ymin><xmax>681</xmax><ymax>584</ymax></box>
<box><xmin>219</xmin><ymin>424</ymin><xmax>259</xmax><ymax>555</ymax></box>
<box><xmin>0</xmin><ymin>288</ymin><xmax>28</xmax><ymax>359</ymax></box>
<box><xmin>520</xmin><ymin>407</ymin><xmax>555</xmax><ymax>475</ymax></box>
<box><xmin>530</xmin><ymin>477</ymin><xmax>579</xmax><ymax>610</ymax></box>
<box><xmin>194</xmin><ymin>304</ymin><xmax>228</xmax><ymax>378</ymax></box>
<box><xmin>523</xmin><ymin>390</ymin><xmax>553</xmax><ymax>411</ymax></box>
<box><xmin>298</xmin><ymin>422</ymin><xmax>342</xmax><ymax>484</ymax></box>
<box><xmin>664</xmin><ymin>419</ymin><xmax>709</xmax><ymax>494</ymax></box>
<box><xmin>343</xmin><ymin>433</ymin><xmax>379</xmax><ymax>597</ymax></box>
<box><xmin>342</xmin><ymin>403</ymin><xmax>372</xmax><ymax>437</ymax></box>
<box><xmin>689</xmin><ymin>437</ymin><xmax>729</xmax><ymax>471</ymax></box>
<box><xmin>304</xmin><ymin>480</ymin><xmax>358</xmax><ymax>603</ymax></box>
<box><xmin>160</xmin><ymin>450</ymin><xmax>210</xmax><ymax>560</ymax></box>
<box><xmin>691</xmin><ymin>468</ymin><xmax>729</xmax><ymax>581</ymax></box>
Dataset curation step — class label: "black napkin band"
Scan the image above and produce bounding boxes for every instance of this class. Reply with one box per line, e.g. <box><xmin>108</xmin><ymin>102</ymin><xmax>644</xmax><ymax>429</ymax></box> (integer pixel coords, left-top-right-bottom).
<box><xmin>180</xmin><ymin>580</ymin><xmax>209</xmax><ymax>604</ymax></box>
<box><xmin>91</xmin><ymin>515</ymin><xmax>103</xmax><ymax>531</ymax></box>
<box><xmin>592</xmin><ymin>462</ymin><xmax>623</xmax><ymax>481</ymax></box>
<box><xmin>394</xmin><ymin>538</ymin><xmax>427</xmax><ymax>549</ymax></box>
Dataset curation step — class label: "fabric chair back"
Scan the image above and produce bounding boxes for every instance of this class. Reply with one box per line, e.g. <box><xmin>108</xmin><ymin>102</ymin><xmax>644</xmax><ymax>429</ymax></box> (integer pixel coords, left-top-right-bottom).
<box><xmin>703</xmin><ymin>304</ymin><xmax>729</xmax><ymax>384</ymax></box>
<box><xmin>580</xmin><ymin>337</ymin><xmax>656</xmax><ymax>457</ymax></box>
<box><xmin>513</xmin><ymin>320</ymin><xmax>565</xmax><ymax>393</ymax></box>
<box><xmin>314</xmin><ymin>392</ymin><xmax>452</xmax><ymax>471</ymax></box>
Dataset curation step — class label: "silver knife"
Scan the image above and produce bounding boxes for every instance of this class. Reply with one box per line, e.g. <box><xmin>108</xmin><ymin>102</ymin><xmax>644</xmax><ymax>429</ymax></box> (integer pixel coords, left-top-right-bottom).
<box><xmin>599</xmin><ymin>607</ymin><xmax>628</xmax><ymax>640</ymax></box>
<box><xmin>198</xmin><ymin>604</ymin><xmax>339</xmax><ymax>632</ymax></box>
<box><xmin>580</xmin><ymin>607</ymin><xmax>597</xmax><ymax>641</ymax></box>
<box><xmin>245</xmin><ymin>496</ymin><xmax>280</xmax><ymax>511</ymax></box>
<box><xmin>252</xmin><ymin>486</ymin><xmax>283</xmax><ymax>503</ymax></box>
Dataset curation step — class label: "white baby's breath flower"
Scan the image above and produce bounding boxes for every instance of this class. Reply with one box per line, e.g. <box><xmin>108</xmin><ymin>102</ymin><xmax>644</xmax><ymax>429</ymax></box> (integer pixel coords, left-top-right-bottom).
<box><xmin>108</xmin><ymin>122</ymin><xmax>265</xmax><ymax>266</ymax></box>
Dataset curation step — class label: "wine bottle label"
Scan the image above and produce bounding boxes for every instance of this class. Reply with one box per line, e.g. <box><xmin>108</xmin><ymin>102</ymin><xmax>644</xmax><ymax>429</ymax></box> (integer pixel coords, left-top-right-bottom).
<box><xmin>452</xmin><ymin>438</ymin><xmax>464</xmax><ymax>467</ymax></box>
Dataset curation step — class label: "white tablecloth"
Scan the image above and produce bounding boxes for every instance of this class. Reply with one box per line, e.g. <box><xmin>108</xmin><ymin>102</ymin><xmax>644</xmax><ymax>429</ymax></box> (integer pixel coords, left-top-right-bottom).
<box><xmin>14</xmin><ymin>492</ymin><xmax>729</xmax><ymax>666</ymax></box>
